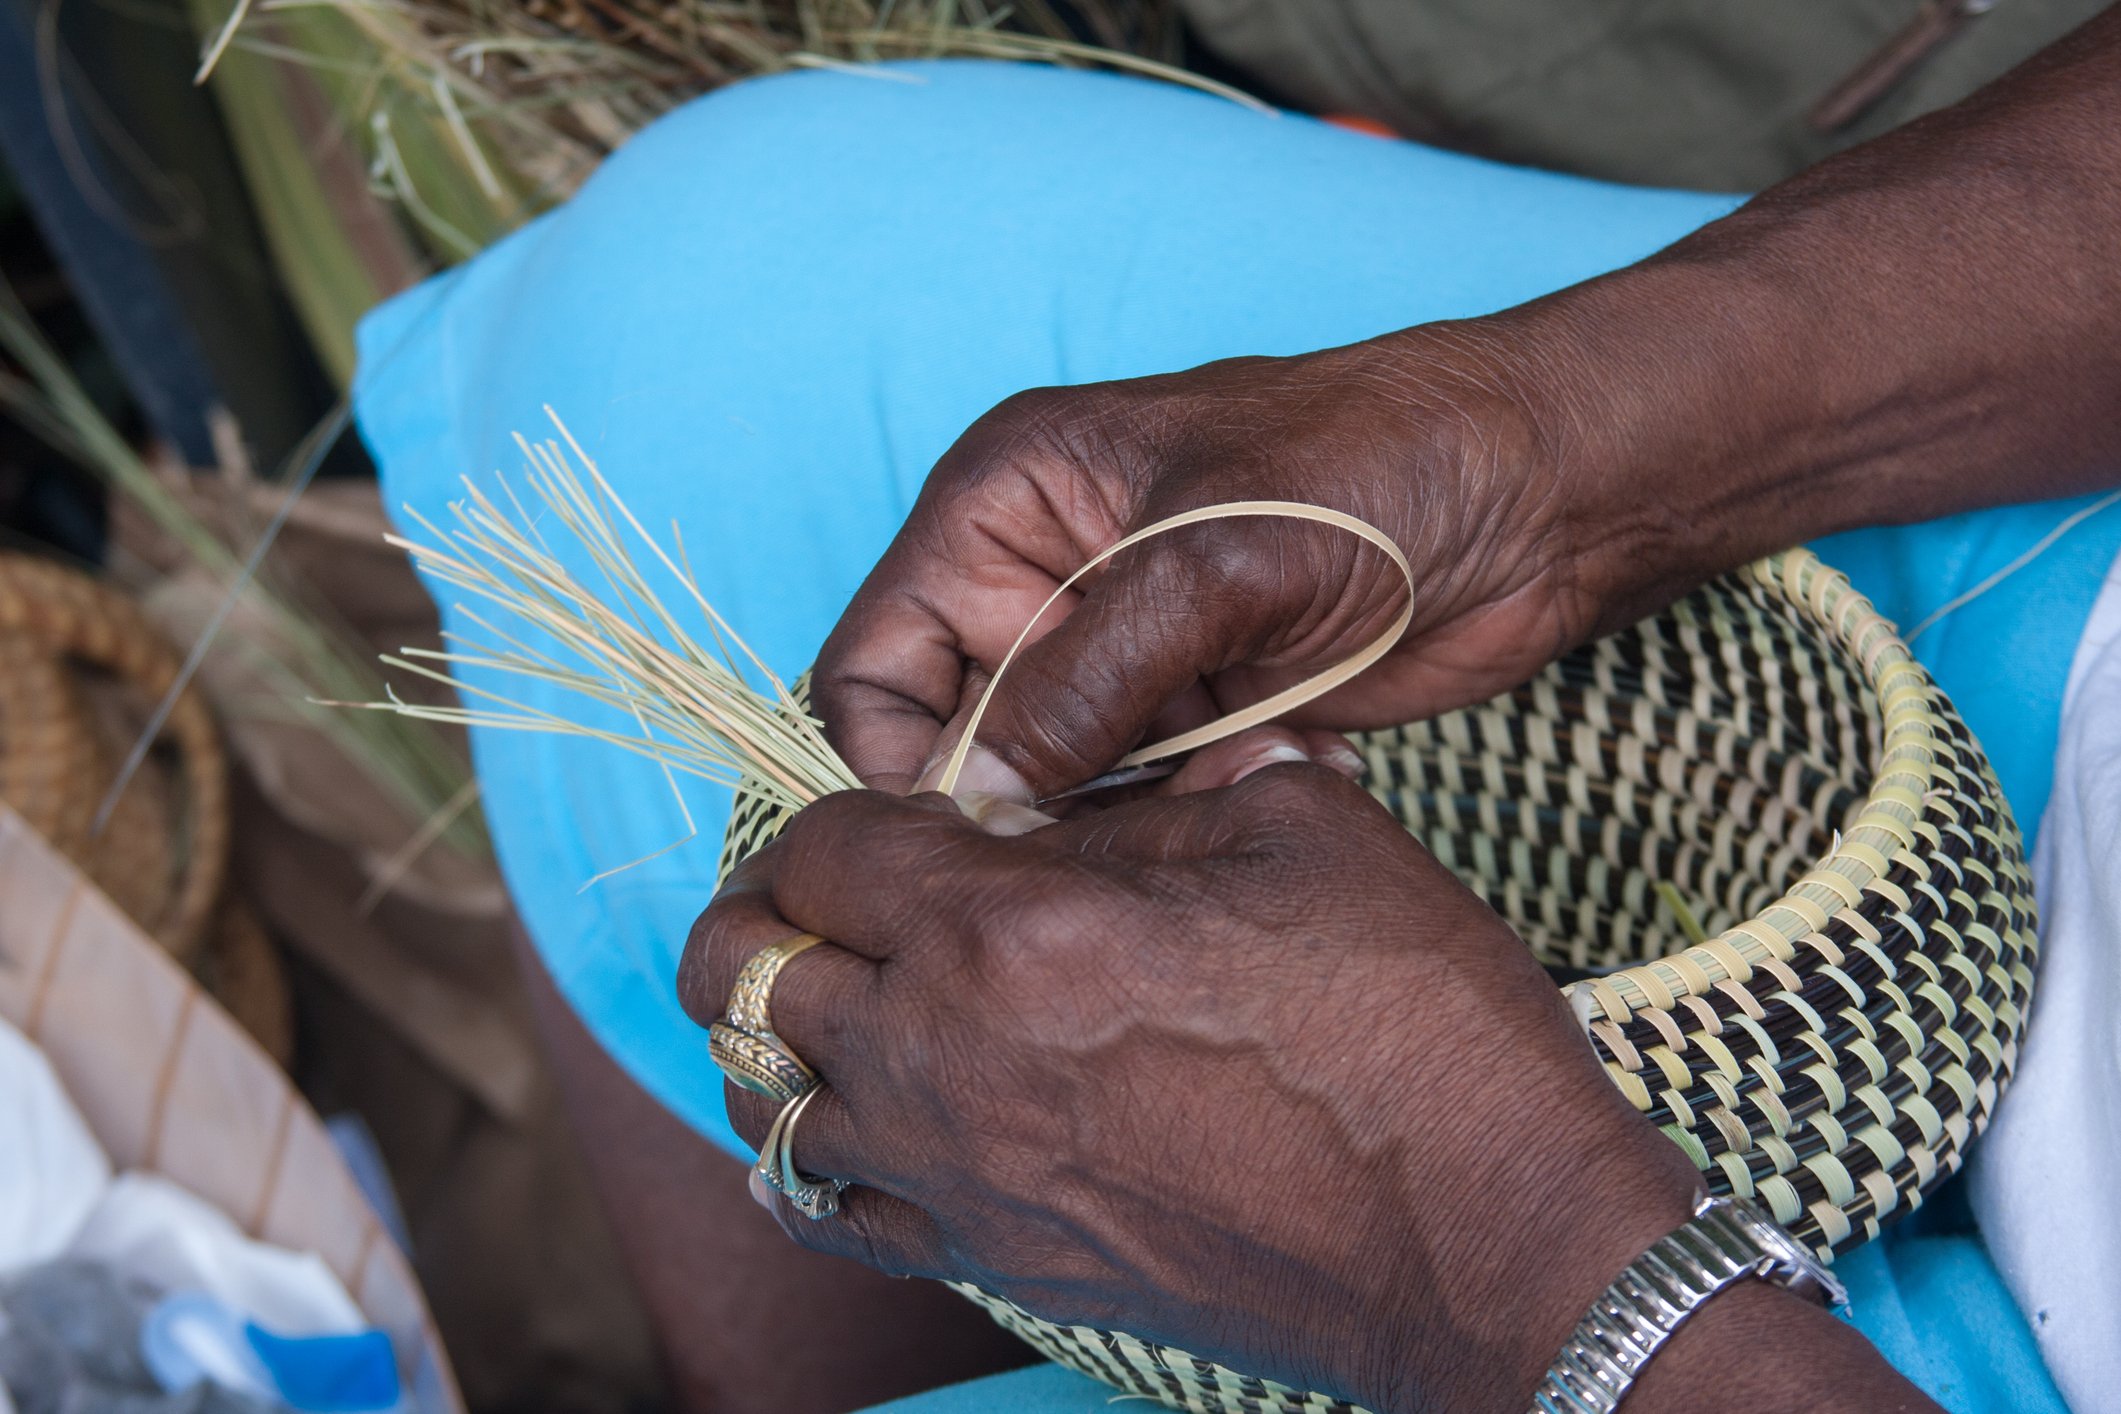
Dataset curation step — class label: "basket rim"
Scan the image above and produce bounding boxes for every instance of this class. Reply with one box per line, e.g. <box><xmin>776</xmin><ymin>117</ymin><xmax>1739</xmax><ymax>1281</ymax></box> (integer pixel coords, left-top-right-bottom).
<box><xmin>1565</xmin><ymin>548</ymin><xmax>1995</xmax><ymax>1028</ymax></box>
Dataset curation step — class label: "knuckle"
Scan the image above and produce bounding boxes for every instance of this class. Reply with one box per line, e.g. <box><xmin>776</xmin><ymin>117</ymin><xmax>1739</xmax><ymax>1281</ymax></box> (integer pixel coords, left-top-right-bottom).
<box><xmin>959</xmin><ymin>383</ymin><xmax>1145</xmax><ymax>491</ymax></box>
<box><xmin>1221</xmin><ymin>764</ymin><xmax>1379</xmax><ymax>870</ymax></box>
<box><xmin>1130</xmin><ymin>530</ymin><xmax>1309</xmax><ymax>657</ymax></box>
<box><xmin>992</xmin><ymin>657</ymin><xmax>1125</xmax><ymax>777</ymax></box>
<box><xmin>1161</xmin><ymin>523</ymin><xmax>1281</xmax><ymax>597</ymax></box>
<box><xmin>986</xmin><ymin>384</ymin><xmax>1073</xmax><ymax>431</ymax></box>
<box><xmin>949</xmin><ymin>386</ymin><xmax>1078</xmax><ymax>479</ymax></box>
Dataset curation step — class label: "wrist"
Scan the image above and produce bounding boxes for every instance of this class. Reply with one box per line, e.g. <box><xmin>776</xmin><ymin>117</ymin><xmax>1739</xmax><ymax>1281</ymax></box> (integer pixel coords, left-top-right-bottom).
<box><xmin>1334</xmin><ymin>1020</ymin><xmax>1708</xmax><ymax>1412</ymax></box>
<box><xmin>1445</xmin><ymin>1110</ymin><xmax>1705</xmax><ymax>1413</ymax></box>
<box><xmin>1354</xmin><ymin>279</ymin><xmax>1836</xmax><ymax>664</ymax></box>
<box><xmin>1470</xmin><ymin>262</ymin><xmax>1847</xmax><ymax>639</ymax></box>
<box><xmin>1632</xmin><ymin>1277</ymin><xmax>1939</xmax><ymax>1414</ymax></box>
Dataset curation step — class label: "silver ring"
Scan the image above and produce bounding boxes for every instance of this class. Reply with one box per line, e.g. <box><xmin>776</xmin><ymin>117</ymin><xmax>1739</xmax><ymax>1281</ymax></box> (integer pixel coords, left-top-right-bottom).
<box><xmin>756</xmin><ymin>1087</ymin><xmax>848</xmax><ymax>1221</ymax></box>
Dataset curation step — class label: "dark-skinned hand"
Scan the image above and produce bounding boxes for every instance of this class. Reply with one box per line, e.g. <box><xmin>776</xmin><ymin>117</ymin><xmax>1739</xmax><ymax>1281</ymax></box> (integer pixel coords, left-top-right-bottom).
<box><xmin>812</xmin><ymin>332</ymin><xmax>1620</xmax><ymax>805</ymax></box>
<box><xmin>674</xmin><ymin>15</ymin><xmax>2121</xmax><ymax>1413</ymax></box>
<box><xmin>814</xmin><ymin>12</ymin><xmax>2121</xmax><ymax>810</ymax></box>
<box><xmin>681</xmin><ymin>763</ymin><xmax>1708</xmax><ymax>1414</ymax></box>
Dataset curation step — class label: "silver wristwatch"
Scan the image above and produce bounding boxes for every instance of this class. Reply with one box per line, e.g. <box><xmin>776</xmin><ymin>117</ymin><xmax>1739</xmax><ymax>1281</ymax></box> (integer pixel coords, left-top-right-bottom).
<box><xmin>1531</xmin><ymin>1193</ymin><xmax>1849</xmax><ymax>1413</ymax></box>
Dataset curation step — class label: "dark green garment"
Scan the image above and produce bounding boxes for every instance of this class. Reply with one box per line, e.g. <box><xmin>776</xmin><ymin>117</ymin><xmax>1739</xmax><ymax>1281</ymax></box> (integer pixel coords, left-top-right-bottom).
<box><xmin>1176</xmin><ymin>0</ymin><xmax>2111</xmax><ymax>189</ymax></box>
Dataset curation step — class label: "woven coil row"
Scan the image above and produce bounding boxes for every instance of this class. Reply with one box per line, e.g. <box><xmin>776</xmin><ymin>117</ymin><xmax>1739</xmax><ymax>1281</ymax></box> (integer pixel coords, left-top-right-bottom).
<box><xmin>0</xmin><ymin>552</ymin><xmax>229</xmax><ymax>958</ymax></box>
<box><xmin>723</xmin><ymin>548</ymin><xmax>2034</xmax><ymax>1414</ymax></box>
<box><xmin>0</xmin><ymin>553</ymin><xmax>292</xmax><ymax>1064</ymax></box>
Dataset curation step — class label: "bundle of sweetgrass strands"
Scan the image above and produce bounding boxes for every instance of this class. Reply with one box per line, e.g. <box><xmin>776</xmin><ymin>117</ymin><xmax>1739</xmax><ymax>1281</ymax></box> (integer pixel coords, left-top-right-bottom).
<box><xmin>363</xmin><ymin>412</ymin><xmax>861</xmax><ymax>849</ymax></box>
<box><xmin>363</xmin><ymin>409</ymin><xmax>1404</xmax><ymax>877</ymax></box>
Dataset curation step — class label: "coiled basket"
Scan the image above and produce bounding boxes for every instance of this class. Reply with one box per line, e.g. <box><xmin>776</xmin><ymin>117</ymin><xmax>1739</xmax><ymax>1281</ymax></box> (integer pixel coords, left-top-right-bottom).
<box><xmin>722</xmin><ymin>548</ymin><xmax>2035</xmax><ymax>1414</ymax></box>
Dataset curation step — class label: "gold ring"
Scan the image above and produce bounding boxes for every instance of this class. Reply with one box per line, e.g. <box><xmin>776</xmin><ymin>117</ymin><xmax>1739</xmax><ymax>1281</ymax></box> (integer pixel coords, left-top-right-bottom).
<box><xmin>756</xmin><ymin>1086</ymin><xmax>847</xmax><ymax>1221</ymax></box>
<box><xmin>708</xmin><ymin>1022</ymin><xmax>815</xmax><ymax>1102</ymax></box>
<box><xmin>725</xmin><ymin>932</ymin><xmax>825</xmax><ymax>1051</ymax></box>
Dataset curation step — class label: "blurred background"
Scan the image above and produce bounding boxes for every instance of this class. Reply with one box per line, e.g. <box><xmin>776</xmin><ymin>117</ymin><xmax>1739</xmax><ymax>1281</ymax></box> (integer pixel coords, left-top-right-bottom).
<box><xmin>0</xmin><ymin>6</ymin><xmax>1222</xmax><ymax>1410</ymax></box>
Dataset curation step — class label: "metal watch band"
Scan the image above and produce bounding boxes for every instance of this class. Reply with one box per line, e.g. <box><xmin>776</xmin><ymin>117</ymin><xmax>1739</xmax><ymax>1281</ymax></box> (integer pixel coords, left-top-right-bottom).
<box><xmin>1530</xmin><ymin>1194</ymin><xmax>1849</xmax><ymax>1414</ymax></box>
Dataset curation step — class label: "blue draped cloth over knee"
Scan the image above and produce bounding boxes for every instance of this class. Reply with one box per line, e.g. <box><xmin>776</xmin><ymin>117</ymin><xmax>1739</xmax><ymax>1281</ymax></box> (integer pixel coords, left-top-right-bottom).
<box><xmin>354</xmin><ymin>61</ymin><xmax>2114</xmax><ymax>1413</ymax></box>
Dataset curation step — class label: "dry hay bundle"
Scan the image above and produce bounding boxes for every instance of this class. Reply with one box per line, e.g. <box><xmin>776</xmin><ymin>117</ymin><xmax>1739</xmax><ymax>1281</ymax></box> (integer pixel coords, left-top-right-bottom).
<box><xmin>376</xmin><ymin>421</ymin><xmax>2033</xmax><ymax>1414</ymax></box>
<box><xmin>202</xmin><ymin>0</ymin><xmax>1248</xmax><ymax>243</ymax></box>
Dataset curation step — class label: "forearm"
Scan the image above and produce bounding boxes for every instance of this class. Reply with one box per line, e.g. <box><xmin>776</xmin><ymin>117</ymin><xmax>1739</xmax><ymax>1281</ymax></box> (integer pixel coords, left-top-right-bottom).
<box><xmin>1468</xmin><ymin>6</ymin><xmax>2121</xmax><ymax>631</ymax></box>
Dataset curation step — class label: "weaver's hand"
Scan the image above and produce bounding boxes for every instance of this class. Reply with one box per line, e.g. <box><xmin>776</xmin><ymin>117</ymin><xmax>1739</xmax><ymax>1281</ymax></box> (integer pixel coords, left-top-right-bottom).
<box><xmin>682</xmin><ymin>767</ymin><xmax>1712</xmax><ymax>1413</ymax></box>
<box><xmin>811</xmin><ymin>331</ymin><xmax>1652</xmax><ymax>802</ymax></box>
<box><xmin>817</xmin><ymin>10</ymin><xmax>2121</xmax><ymax>807</ymax></box>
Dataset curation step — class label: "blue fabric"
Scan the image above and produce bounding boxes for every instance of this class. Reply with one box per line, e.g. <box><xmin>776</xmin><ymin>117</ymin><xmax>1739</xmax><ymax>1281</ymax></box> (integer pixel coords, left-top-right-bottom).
<box><xmin>353</xmin><ymin>61</ymin><xmax>2113</xmax><ymax>1414</ymax></box>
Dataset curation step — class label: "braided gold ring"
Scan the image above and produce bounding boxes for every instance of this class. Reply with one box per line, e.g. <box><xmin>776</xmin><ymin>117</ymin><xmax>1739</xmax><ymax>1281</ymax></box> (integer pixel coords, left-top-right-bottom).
<box><xmin>757</xmin><ymin>1086</ymin><xmax>847</xmax><ymax>1221</ymax></box>
<box><xmin>725</xmin><ymin>932</ymin><xmax>825</xmax><ymax>1049</ymax></box>
<box><xmin>708</xmin><ymin>1022</ymin><xmax>815</xmax><ymax>1102</ymax></box>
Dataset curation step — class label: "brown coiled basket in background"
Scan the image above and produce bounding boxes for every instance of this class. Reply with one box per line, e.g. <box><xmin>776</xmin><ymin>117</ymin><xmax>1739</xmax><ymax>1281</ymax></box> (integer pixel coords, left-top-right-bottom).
<box><xmin>0</xmin><ymin>552</ymin><xmax>291</xmax><ymax>1063</ymax></box>
<box><xmin>723</xmin><ymin>548</ymin><xmax>2035</xmax><ymax>1414</ymax></box>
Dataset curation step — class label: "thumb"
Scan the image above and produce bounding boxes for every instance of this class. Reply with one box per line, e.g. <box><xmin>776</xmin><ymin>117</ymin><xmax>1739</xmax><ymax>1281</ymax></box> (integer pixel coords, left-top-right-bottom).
<box><xmin>921</xmin><ymin>532</ymin><xmax>1288</xmax><ymax>801</ymax></box>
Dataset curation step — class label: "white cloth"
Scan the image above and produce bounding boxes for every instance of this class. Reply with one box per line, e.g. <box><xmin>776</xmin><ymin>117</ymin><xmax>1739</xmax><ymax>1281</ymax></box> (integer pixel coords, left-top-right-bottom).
<box><xmin>1970</xmin><ymin>551</ymin><xmax>2121</xmax><ymax>1414</ymax></box>
<box><xmin>66</xmin><ymin>1172</ymin><xmax>367</xmax><ymax>1337</ymax></box>
<box><xmin>0</xmin><ymin>1017</ymin><xmax>111</xmax><ymax>1274</ymax></box>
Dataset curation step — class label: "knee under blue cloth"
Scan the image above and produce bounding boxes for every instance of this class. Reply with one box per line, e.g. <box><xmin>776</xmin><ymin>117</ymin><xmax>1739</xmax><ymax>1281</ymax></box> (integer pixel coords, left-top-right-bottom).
<box><xmin>354</xmin><ymin>61</ymin><xmax>2114</xmax><ymax>1412</ymax></box>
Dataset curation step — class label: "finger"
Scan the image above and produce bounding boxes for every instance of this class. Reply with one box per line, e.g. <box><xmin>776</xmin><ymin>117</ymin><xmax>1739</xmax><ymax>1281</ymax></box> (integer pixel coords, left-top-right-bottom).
<box><xmin>911</xmin><ymin>668</ymin><xmax>1040</xmax><ymax>805</ymax></box>
<box><xmin>963</xmin><ymin>519</ymin><xmax>1388</xmax><ymax>800</ymax></box>
<box><xmin>765</xmin><ymin>788</ymin><xmax>999</xmax><ymax>961</ymax></box>
<box><xmin>677</xmin><ymin>876</ymin><xmax>883</xmax><ymax>1074</ymax></box>
<box><xmin>725</xmin><ymin>1085</ymin><xmax>948</xmax><ymax>1281</ymax></box>
<box><xmin>910</xmin><ymin>674</ymin><xmax>1222</xmax><ymax>808</ymax></box>
<box><xmin>1041</xmin><ymin>756</ymin><xmax>1389</xmax><ymax>867</ymax></box>
<box><xmin>722</xmin><ymin>1063</ymin><xmax>873</xmax><ymax>1165</ymax></box>
<box><xmin>1157</xmin><ymin>725</ymin><xmax>1364</xmax><ymax>795</ymax></box>
<box><xmin>812</xmin><ymin>595</ymin><xmax>965</xmax><ymax>795</ymax></box>
<box><xmin>815</xmin><ymin>397</ymin><xmax>1119</xmax><ymax>797</ymax></box>
<box><xmin>1301</xmin><ymin>728</ymin><xmax>1369</xmax><ymax>782</ymax></box>
<box><xmin>760</xmin><ymin>1181</ymin><xmax>954</xmax><ymax>1282</ymax></box>
<box><xmin>729</xmin><ymin>1085</ymin><xmax>954</xmax><ymax>1280</ymax></box>
<box><xmin>954</xmin><ymin>791</ymin><xmax>1060</xmax><ymax>836</ymax></box>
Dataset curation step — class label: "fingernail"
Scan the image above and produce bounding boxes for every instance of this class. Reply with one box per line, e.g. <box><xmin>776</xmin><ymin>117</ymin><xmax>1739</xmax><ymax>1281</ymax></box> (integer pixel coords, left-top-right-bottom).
<box><xmin>749</xmin><ymin>1168</ymin><xmax>774</xmax><ymax>1209</ymax></box>
<box><xmin>916</xmin><ymin>742</ymin><xmax>1034</xmax><ymax>804</ymax></box>
<box><xmin>1234</xmin><ymin>741</ymin><xmax>1313</xmax><ymax>781</ymax></box>
<box><xmin>1323</xmin><ymin>744</ymin><xmax>1366</xmax><ymax>780</ymax></box>
<box><xmin>956</xmin><ymin>791</ymin><xmax>1059</xmax><ymax>836</ymax></box>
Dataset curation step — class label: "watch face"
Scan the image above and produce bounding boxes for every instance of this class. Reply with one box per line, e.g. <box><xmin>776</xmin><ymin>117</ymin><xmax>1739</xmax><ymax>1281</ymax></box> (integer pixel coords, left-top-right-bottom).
<box><xmin>1729</xmin><ymin>1198</ymin><xmax>1851</xmax><ymax>1308</ymax></box>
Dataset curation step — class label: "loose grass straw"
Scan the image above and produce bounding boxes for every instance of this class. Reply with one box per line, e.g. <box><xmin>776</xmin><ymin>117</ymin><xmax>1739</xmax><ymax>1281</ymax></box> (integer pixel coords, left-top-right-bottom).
<box><xmin>360</xmin><ymin>408</ymin><xmax>860</xmax><ymax>815</ymax></box>
<box><xmin>367</xmin><ymin>409</ymin><xmax>1414</xmax><ymax>841</ymax></box>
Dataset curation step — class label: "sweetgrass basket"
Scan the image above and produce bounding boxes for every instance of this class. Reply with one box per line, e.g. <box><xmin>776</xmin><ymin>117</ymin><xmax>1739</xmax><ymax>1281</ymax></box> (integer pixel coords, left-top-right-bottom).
<box><xmin>723</xmin><ymin>547</ymin><xmax>2035</xmax><ymax>1414</ymax></box>
<box><xmin>0</xmin><ymin>553</ymin><xmax>292</xmax><ymax>1062</ymax></box>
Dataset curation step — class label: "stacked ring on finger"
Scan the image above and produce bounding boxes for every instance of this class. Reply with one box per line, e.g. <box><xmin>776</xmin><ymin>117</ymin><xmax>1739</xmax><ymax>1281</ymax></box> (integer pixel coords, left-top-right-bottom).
<box><xmin>708</xmin><ymin>932</ymin><xmax>828</xmax><ymax>1100</ymax></box>
<box><xmin>708</xmin><ymin>1022</ymin><xmax>815</xmax><ymax>1102</ymax></box>
<box><xmin>757</xmin><ymin>1087</ymin><xmax>848</xmax><ymax>1220</ymax></box>
<box><xmin>725</xmin><ymin>932</ymin><xmax>824</xmax><ymax>1048</ymax></box>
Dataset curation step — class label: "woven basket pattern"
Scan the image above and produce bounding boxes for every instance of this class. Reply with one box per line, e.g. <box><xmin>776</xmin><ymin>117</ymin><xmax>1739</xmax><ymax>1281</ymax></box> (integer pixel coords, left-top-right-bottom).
<box><xmin>0</xmin><ymin>553</ymin><xmax>229</xmax><ymax>961</ymax></box>
<box><xmin>721</xmin><ymin>548</ymin><xmax>2033</xmax><ymax>1414</ymax></box>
